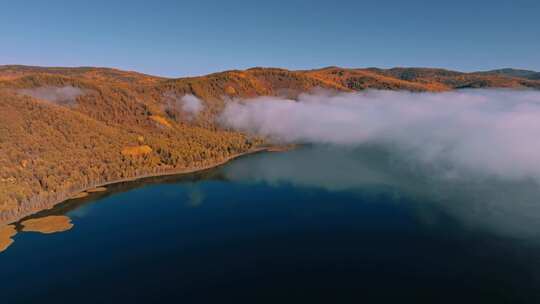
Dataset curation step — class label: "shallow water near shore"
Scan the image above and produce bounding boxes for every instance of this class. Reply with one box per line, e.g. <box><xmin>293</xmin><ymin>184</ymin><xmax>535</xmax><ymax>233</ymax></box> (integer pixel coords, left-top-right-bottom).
<box><xmin>2</xmin><ymin>146</ymin><xmax>540</xmax><ymax>303</ymax></box>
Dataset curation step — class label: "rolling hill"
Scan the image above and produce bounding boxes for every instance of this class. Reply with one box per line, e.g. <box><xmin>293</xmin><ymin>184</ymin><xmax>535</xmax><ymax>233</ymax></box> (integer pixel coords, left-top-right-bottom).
<box><xmin>1</xmin><ymin>65</ymin><xmax>539</xmax><ymax>225</ymax></box>
<box><xmin>478</xmin><ymin>68</ymin><xmax>540</xmax><ymax>80</ymax></box>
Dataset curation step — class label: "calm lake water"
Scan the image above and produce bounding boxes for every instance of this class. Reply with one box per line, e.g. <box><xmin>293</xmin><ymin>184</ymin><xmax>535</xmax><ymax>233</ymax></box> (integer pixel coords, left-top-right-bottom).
<box><xmin>2</xmin><ymin>146</ymin><xmax>540</xmax><ymax>303</ymax></box>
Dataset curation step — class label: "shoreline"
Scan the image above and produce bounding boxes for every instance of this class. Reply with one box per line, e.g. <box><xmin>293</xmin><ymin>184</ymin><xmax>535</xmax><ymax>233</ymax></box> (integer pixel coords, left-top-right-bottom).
<box><xmin>1</xmin><ymin>147</ymin><xmax>274</xmax><ymax>226</ymax></box>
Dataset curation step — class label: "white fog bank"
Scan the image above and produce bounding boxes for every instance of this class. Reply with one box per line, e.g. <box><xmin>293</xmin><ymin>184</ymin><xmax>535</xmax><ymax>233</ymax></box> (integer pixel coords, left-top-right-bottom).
<box><xmin>220</xmin><ymin>90</ymin><xmax>540</xmax><ymax>181</ymax></box>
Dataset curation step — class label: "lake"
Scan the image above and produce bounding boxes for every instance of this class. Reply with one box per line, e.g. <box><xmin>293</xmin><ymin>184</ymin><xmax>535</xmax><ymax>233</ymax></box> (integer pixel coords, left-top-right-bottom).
<box><xmin>2</xmin><ymin>146</ymin><xmax>540</xmax><ymax>303</ymax></box>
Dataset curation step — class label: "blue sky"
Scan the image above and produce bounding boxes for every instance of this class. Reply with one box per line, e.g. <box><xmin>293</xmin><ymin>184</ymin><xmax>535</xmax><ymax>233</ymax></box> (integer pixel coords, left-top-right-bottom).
<box><xmin>1</xmin><ymin>0</ymin><xmax>539</xmax><ymax>77</ymax></box>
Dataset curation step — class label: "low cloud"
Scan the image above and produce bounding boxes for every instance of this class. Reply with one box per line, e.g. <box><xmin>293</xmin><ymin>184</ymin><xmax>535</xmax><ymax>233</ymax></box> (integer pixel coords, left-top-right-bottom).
<box><xmin>220</xmin><ymin>89</ymin><xmax>540</xmax><ymax>181</ymax></box>
<box><xmin>180</xmin><ymin>94</ymin><xmax>203</xmax><ymax>115</ymax></box>
<box><xmin>163</xmin><ymin>93</ymin><xmax>204</xmax><ymax>118</ymax></box>
<box><xmin>18</xmin><ymin>86</ymin><xmax>84</xmax><ymax>105</ymax></box>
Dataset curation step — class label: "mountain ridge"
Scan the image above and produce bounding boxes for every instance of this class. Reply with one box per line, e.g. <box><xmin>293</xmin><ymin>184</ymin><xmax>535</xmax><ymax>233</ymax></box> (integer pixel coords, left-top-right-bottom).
<box><xmin>3</xmin><ymin>64</ymin><xmax>540</xmax><ymax>88</ymax></box>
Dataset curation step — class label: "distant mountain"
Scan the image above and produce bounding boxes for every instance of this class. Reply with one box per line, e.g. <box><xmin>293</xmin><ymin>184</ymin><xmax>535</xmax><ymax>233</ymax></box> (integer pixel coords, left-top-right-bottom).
<box><xmin>1</xmin><ymin>65</ymin><xmax>539</xmax><ymax>225</ymax></box>
<box><xmin>478</xmin><ymin>68</ymin><xmax>540</xmax><ymax>80</ymax></box>
<box><xmin>303</xmin><ymin>66</ymin><xmax>540</xmax><ymax>90</ymax></box>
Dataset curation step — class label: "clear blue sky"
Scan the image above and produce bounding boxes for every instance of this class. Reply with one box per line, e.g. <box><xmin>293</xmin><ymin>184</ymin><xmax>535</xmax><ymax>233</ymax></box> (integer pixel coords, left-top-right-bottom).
<box><xmin>1</xmin><ymin>0</ymin><xmax>539</xmax><ymax>77</ymax></box>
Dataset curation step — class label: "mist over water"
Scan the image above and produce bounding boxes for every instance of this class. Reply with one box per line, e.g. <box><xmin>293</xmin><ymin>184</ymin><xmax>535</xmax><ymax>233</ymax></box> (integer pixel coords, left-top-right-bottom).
<box><xmin>220</xmin><ymin>89</ymin><xmax>540</xmax><ymax>243</ymax></box>
<box><xmin>220</xmin><ymin>89</ymin><xmax>540</xmax><ymax>182</ymax></box>
<box><xmin>224</xmin><ymin>146</ymin><xmax>540</xmax><ymax>240</ymax></box>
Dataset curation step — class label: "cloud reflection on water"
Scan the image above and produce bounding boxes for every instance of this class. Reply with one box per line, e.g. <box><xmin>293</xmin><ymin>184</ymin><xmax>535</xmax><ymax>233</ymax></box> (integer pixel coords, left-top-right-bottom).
<box><xmin>223</xmin><ymin>146</ymin><xmax>540</xmax><ymax>240</ymax></box>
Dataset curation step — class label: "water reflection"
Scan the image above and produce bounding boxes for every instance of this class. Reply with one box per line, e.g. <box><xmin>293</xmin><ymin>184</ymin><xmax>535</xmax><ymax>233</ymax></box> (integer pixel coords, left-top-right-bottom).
<box><xmin>185</xmin><ymin>184</ymin><xmax>205</xmax><ymax>207</ymax></box>
<box><xmin>224</xmin><ymin>146</ymin><xmax>540</xmax><ymax>240</ymax></box>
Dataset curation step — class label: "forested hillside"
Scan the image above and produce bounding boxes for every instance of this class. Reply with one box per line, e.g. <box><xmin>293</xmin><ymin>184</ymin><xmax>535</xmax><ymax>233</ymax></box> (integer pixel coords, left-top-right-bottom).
<box><xmin>1</xmin><ymin>65</ymin><xmax>539</xmax><ymax>224</ymax></box>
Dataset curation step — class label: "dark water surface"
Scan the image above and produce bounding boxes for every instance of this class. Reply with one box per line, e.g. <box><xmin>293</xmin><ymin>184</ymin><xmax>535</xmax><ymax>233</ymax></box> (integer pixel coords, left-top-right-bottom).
<box><xmin>2</xmin><ymin>147</ymin><xmax>540</xmax><ymax>303</ymax></box>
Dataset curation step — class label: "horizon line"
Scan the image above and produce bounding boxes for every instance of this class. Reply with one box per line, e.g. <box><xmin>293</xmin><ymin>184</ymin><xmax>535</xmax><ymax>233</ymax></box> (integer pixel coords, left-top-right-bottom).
<box><xmin>1</xmin><ymin>63</ymin><xmax>538</xmax><ymax>79</ymax></box>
